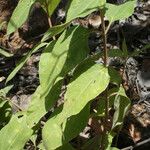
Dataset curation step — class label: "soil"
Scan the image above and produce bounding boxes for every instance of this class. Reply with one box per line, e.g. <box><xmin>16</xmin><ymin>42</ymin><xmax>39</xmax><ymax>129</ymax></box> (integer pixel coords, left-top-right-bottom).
<box><xmin>0</xmin><ymin>0</ymin><xmax>150</xmax><ymax>149</ymax></box>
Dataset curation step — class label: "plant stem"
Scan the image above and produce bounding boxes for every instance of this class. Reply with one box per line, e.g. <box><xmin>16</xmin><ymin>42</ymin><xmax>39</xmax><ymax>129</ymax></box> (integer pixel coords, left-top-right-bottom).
<box><xmin>100</xmin><ymin>9</ymin><xmax>109</xmax><ymax>150</ymax></box>
<box><xmin>100</xmin><ymin>9</ymin><xmax>109</xmax><ymax>120</ymax></box>
<box><xmin>45</xmin><ymin>1</ymin><xmax>56</xmax><ymax>40</ymax></box>
<box><xmin>100</xmin><ymin>10</ymin><xmax>108</xmax><ymax>67</ymax></box>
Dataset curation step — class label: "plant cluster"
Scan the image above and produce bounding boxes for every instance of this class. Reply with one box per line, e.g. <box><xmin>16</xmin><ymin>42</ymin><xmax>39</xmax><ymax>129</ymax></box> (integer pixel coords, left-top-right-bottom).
<box><xmin>0</xmin><ymin>0</ymin><xmax>145</xmax><ymax>149</ymax></box>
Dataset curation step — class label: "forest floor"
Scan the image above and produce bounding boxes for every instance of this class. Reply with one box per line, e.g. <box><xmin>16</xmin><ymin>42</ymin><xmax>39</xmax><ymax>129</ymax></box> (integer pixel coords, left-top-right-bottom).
<box><xmin>0</xmin><ymin>0</ymin><xmax>150</xmax><ymax>149</ymax></box>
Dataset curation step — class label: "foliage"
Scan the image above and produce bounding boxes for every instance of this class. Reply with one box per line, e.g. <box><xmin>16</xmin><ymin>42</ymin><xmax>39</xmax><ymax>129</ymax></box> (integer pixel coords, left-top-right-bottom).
<box><xmin>0</xmin><ymin>0</ymin><xmax>137</xmax><ymax>149</ymax></box>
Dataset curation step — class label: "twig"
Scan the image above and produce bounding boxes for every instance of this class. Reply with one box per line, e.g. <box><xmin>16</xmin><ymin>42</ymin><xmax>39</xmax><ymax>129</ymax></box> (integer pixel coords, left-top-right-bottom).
<box><xmin>100</xmin><ymin>10</ymin><xmax>108</xmax><ymax>67</ymax></box>
<box><xmin>45</xmin><ymin>1</ymin><xmax>56</xmax><ymax>40</ymax></box>
<box><xmin>99</xmin><ymin>9</ymin><xmax>109</xmax><ymax>150</ymax></box>
<box><xmin>121</xmin><ymin>137</ymin><xmax>150</xmax><ymax>150</ymax></box>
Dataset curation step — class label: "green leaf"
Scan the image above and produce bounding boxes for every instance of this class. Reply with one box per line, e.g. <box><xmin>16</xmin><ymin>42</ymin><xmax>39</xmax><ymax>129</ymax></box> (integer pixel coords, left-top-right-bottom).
<box><xmin>0</xmin><ymin>115</ymin><xmax>33</xmax><ymax>150</ymax></box>
<box><xmin>47</xmin><ymin>0</ymin><xmax>61</xmax><ymax>17</ymax></box>
<box><xmin>6</xmin><ymin>42</ymin><xmax>47</xmax><ymax>84</ymax></box>
<box><xmin>66</xmin><ymin>0</ymin><xmax>106</xmax><ymax>22</ymax></box>
<box><xmin>0</xmin><ymin>100</ymin><xmax>12</xmax><ymax>129</ymax></box>
<box><xmin>7</xmin><ymin>0</ymin><xmax>36</xmax><ymax>34</ymax></box>
<box><xmin>105</xmin><ymin>133</ymin><xmax>118</xmax><ymax>150</ymax></box>
<box><xmin>63</xmin><ymin>60</ymin><xmax>109</xmax><ymax>116</ymax></box>
<box><xmin>41</xmin><ymin>23</ymin><xmax>70</xmax><ymax>42</ymax></box>
<box><xmin>112</xmin><ymin>86</ymin><xmax>130</xmax><ymax>129</ymax></box>
<box><xmin>105</xmin><ymin>0</ymin><xmax>136</xmax><ymax>23</ymax></box>
<box><xmin>43</xmin><ymin>104</ymin><xmax>90</xmax><ymax>150</ymax></box>
<box><xmin>0</xmin><ymin>47</ymin><xmax>13</xmax><ymax>57</ymax></box>
<box><xmin>39</xmin><ymin>26</ymin><xmax>89</xmax><ymax>88</ymax></box>
<box><xmin>108</xmin><ymin>67</ymin><xmax>121</xmax><ymax>86</ymax></box>
<box><xmin>42</xmin><ymin>60</ymin><xmax>110</xmax><ymax>149</ymax></box>
<box><xmin>27</xmin><ymin>26</ymin><xmax>89</xmax><ymax>127</ymax></box>
<box><xmin>122</xmin><ymin>38</ymin><xmax>128</xmax><ymax>56</ymax></box>
<box><xmin>0</xmin><ymin>85</ymin><xmax>13</xmax><ymax>97</ymax></box>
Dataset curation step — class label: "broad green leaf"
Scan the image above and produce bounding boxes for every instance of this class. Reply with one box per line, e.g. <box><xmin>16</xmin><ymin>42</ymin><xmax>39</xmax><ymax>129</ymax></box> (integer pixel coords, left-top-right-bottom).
<box><xmin>41</xmin><ymin>23</ymin><xmax>70</xmax><ymax>42</ymax></box>
<box><xmin>26</xmin><ymin>78</ymin><xmax>63</xmax><ymax>127</ymax></box>
<box><xmin>66</xmin><ymin>0</ymin><xmax>106</xmax><ymax>22</ymax></box>
<box><xmin>37</xmin><ymin>0</ymin><xmax>61</xmax><ymax>16</ymax></box>
<box><xmin>40</xmin><ymin>26</ymin><xmax>89</xmax><ymax>88</ymax></box>
<box><xmin>43</xmin><ymin>60</ymin><xmax>110</xmax><ymax>149</ymax></box>
<box><xmin>43</xmin><ymin>104</ymin><xmax>90</xmax><ymax>149</ymax></box>
<box><xmin>47</xmin><ymin>0</ymin><xmax>61</xmax><ymax>17</ymax></box>
<box><xmin>7</xmin><ymin>0</ymin><xmax>36</xmax><ymax>34</ymax></box>
<box><xmin>63</xmin><ymin>61</ymin><xmax>109</xmax><ymax>116</ymax></box>
<box><xmin>105</xmin><ymin>1</ymin><xmax>136</xmax><ymax>23</ymax></box>
<box><xmin>27</xmin><ymin>26</ymin><xmax>89</xmax><ymax>127</ymax></box>
<box><xmin>6</xmin><ymin>42</ymin><xmax>47</xmax><ymax>84</ymax></box>
<box><xmin>112</xmin><ymin>86</ymin><xmax>130</xmax><ymax>129</ymax></box>
<box><xmin>0</xmin><ymin>115</ymin><xmax>33</xmax><ymax>150</ymax></box>
<box><xmin>0</xmin><ymin>47</ymin><xmax>13</xmax><ymax>57</ymax></box>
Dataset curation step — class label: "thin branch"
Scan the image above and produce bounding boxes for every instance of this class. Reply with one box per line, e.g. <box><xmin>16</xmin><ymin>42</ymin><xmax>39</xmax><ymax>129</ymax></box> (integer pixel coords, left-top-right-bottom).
<box><xmin>105</xmin><ymin>22</ymin><xmax>112</xmax><ymax>35</ymax></box>
<box><xmin>99</xmin><ymin>9</ymin><xmax>109</xmax><ymax>150</ymax></box>
<box><xmin>121</xmin><ymin>137</ymin><xmax>150</xmax><ymax>150</ymax></box>
<box><xmin>100</xmin><ymin>10</ymin><xmax>108</xmax><ymax>67</ymax></box>
<box><xmin>45</xmin><ymin>1</ymin><xmax>56</xmax><ymax>40</ymax></box>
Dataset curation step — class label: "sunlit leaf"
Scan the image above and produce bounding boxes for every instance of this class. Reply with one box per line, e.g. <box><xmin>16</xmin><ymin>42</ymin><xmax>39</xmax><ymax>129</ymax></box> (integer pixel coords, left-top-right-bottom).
<box><xmin>66</xmin><ymin>0</ymin><xmax>106</xmax><ymax>22</ymax></box>
<box><xmin>0</xmin><ymin>115</ymin><xmax>33</xmax><ymax>150</ymax></box>
<box><xmin>41</xmin><ymin>23</ymin><xmax>70</xmax><ymax>42</ymax></box>
<box><xmin>105</xmin><ymin>0</ymin><xmax>136</xmax><ymax>23</ymax></box>
<box><xmin>27</xmin><ymin>26</ymin><xmax>89</xmax><ymax>127</ymax></box>
<box><xmin>7</xmin><ymin>0</ymin><xmax>36</xmax><ymax>34</ymax></box>
<box><xmin>43</xmin><ymin>59</ymin><xmax>110</xmax><ymax>149</ymax></box>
